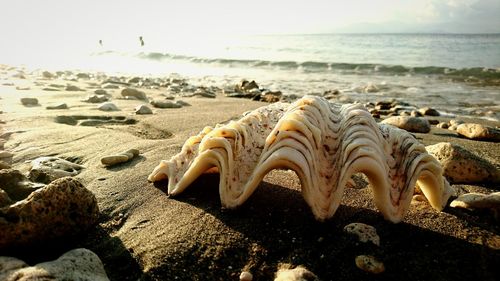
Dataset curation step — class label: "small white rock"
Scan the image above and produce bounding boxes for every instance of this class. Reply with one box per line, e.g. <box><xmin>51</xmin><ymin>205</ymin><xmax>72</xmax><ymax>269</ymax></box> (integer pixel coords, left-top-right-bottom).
<box><xmin>239</xmin><ymin>271</ymin><xmax>253</xmax><ymax>281</ymax></box>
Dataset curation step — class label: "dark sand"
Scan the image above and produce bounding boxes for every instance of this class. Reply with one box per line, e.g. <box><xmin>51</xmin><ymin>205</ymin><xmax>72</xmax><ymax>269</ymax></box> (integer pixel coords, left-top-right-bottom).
<box><xmin>1</xmin><ymin>69</ymin><xmax>499</xmax><ymax>280</ymax></box>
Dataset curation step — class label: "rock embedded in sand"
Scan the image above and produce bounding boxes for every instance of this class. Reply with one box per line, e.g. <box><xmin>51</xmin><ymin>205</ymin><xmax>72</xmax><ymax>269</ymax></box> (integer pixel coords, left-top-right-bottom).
<box><xmin>46</xmin><ymin>103</ymin><xmax>68</xmax><ymax>110</ymax></box>
<box><xmin>65</xmin><ymin>85</ymin><xmax>83</xmax><ymax>91</ymax></box>
<box><xmin>355</xmin><ymin>255</ymin><xmax>385</xmax><ymax>274</ymax></box>
<box><xmin>98</xmin><ymin>102</ymin><xmax>119</xmax><ymax>111</ymax></box>
<box><xmin>83</xmin><ymin>94</ymin><xmax>109</xmax><ymax>103</ymax></box>
<box><xmin>28</xmin><ymin>156</ymin><xmax>85</xmax><ymax>184</ymax></box>
<box><xmin>0</xmin><ymin>177</ymin><xmax>99</xmax><ymax>249</ymax></box>
<box><xmin>55</xmin><ymin>115</ymin><xmax>78</xmax><ymax>126</ymax></box>
<box><xmin>94</xmin><ymin>89</ymin><xmax>109</xmax><ymax>95</ymax></box>
<box><xmin>101</xmin><ymin>149</ymin><xmax>139</xmax><ymax>167</ymax></box>
<box><xmin>274</xmin><ymin>265</ymin><xmax>318</xmax><ymax>281</ymax></box>
<box><xmin>380</xmin><ymin>116</ymin><xmax>431</xmax><ymax>133</ymax></box>
<box><xmin>456</xmin><ymin>123</ymin><xmax>500</xmax><ymax>142</ymax></box>
<box><xmin>343</xmin><ymin>222</ymin><xmax>380</xmax><ymax>246</ymax></box>
<box><xmin>135</xmin><ymin>104</ymin><xmax>153</xmax><ymax>114</ymax></box>
<box><xmin>450</xmin><ymin>192</ymin><xmax>500</xmax><ymax>215</ymax></box>
<box><xmin>425</xmin><ymin>142</ymin><xmax>500</xmax><ymax>184</ymax></box>
<box><xmin>42</xmin><ymin>71</ymin><xmax>54</xmax><ymax>79</ymax></box>
<box><xmin>121</xmin><ymin>88</ymin><xmax>147</xmax><ymax>100</ymax></box>
<box><xmin>175</xmin><ymin>100</ymin><xmax>191</xmax><ymax>106</ymax></box>
<box><xmin>20</xmin><ymin>97</ymin><xmax>39</xmax><ymax>106</ymax></box>
<box><xmin>150</xmin><ymin>100</ymin><xmax>182</xmax><ymax>108</ymax></box>
<box><xmin>0</xmin><ymin>248</ymin><xmax>110</xmax><ymax>281</ymax></box>
<box><xmin>0</xmin><ymin>169</ymin><xmax>44</xmax><ymax>201</ymax></box>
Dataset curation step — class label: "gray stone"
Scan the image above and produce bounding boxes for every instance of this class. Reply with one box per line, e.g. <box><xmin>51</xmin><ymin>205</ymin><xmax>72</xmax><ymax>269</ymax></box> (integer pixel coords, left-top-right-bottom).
<box><xmin>0</xmin><ymin>248</ymin><xmax>109</xmax><ymax>281</ymax></box>
<box><xmin>0</xmin><ymin>177</ymin><xmax>99</xmax><ymax>249</ymax></box>
<box><xmin>175</xmin><ymin>100</ymin><xmax>191</xmax><ymax>106</ymax></box>
<box><xmin>55</xmin><ymin>115</ymin><xmax>77</xmax><ymax>126</ymax></box>
<box><xmin>381</xmin><ymin>116</ymin><xmax>431</xmax><ymax>133</ymax></box>
<box><xmin>135</xmin><ymin>104</ymin><xmax>153</xmax><ymax>114</ymax></box>
<box><xmin>20</xmin><ymin>98</ymin><xmax>38</xmax><ymax>106</ymax></box>
<box><xmin>426</xmin><ymin>142</ymin><xmax>500</xmax><ymax>184</ymax></box>
<box><xmin>418</xmin><ymin>107</ymin><xmax>440</xmax><ymax>116</ymax></box>
<box><xmin>150</xmin><ymin>100</ymin><xmax>182</xmax><ymax>109</ymax></box>
<box><xmin>46</xmin><ymin>103</ymin><xmax>68</xmax><ymax>110</ymax></box>
<box><xmin>97</xmin><ymin>102</ymin><xmax>119</xmax><ymax>111</ymax></box>
<box><xmin>450</xmin><ymin>192</ymin><xmax>500</xmax><ymax>215</ymax></box>
<box><xmin>65</xmin><ymin>85</ymin><xmax>83</xmax><ymax>91</ymax></box>
<box><xmin>28</xmin><ymin>156</ymin><xmax>85</xmax><ymax>184</ymax></box>
<box><xmin>94</xmin><ymin>89</ymin><xmax>108</xmax><ymax>95</ymax></box>
<box><xmin>121</xmin><ymin>88</ymin><xmax>147</xmax><ymax>100</ymax></box>
<box><xmin>83</xmin><ymin>94</ymin><xmax>109</xmax><ymax>103</ymax></box>
<box><xmin>456</xmin><ymin>123</ymin><xmax>500</xmax><ymax>142</ymax></box>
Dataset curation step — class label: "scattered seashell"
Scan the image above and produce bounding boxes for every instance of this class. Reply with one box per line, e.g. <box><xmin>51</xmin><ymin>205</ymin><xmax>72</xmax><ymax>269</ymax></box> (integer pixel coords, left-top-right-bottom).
<box><xmin>355</xmin><ymin>255</ymin><xmax>385</xmax><ymax>274</ymax></box>
<box><xmin>149</xmin><ymin>96</ymin><xmax>452</xmax><ymax>223</ymax></box>
<box><xmin>343</xmin><ymin>223</ymin><xmax>380</xmax><ymax>246</ymax></box>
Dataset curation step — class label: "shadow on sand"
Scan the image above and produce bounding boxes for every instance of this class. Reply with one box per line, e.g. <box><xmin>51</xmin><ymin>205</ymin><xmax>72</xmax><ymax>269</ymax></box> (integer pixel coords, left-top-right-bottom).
<box><xmin>152</xmin><ymin>174</ymin><xmax>499</xmax><ymax>281</ymax></box>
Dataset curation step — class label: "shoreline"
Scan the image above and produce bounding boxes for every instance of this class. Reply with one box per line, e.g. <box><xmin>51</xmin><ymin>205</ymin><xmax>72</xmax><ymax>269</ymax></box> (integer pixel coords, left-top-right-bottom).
<box><xmin>0</xmin><ymin>64</ymin><xmax>499</xmax><ymax>280</ymax></box>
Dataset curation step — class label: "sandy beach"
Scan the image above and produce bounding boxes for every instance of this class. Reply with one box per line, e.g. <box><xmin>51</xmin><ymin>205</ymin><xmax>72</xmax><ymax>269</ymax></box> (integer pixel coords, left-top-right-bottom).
<box><xmin>1</xmin><ymin>64</ymin><xmax>499</xmax><ymax>280</ymax></box>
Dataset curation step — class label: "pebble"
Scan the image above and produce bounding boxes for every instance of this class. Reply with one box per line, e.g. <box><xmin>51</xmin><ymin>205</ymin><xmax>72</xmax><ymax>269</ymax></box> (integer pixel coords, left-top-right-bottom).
<box><xmin>55</xmin><ymin>115</ymin><xmax>78</xmax><ymax>126</ymax></box>
<box><xmin>0</xmin><ymin>248</ymin><xmax>109</xmax><ymax>281</ymax></box>
<box><xmin>20</xmin><ymin>97</ymin><xmax>39</xmax><ymax>106</ymax></box>
<box><xmin>150</xmin><ymin>100</ymin><xmax>182</xmax><ymax>109</ymax></box>
<box><xmin>28</xmin><ymin>156</ymin><xmax>85</xmax><ymax>184</ymax></box>
<box><xmin>343</xmin><ymin>222</ymin><xmax>380</xmax><ymax>246</ymax></box>
<box><xmin>418</xmin><ymin>107</ymin><xmax>440</xmax><ymax>116</ymax></box>
<box><xmin>135</xmin><ymin>104</ymin><xmax>153</xmax><ymax>114</ymax></box>
<box><xmin>65</xmin><ymin>85</ymin><xmax>83</xmax><ymax>91</ymax></box>
<box><xmin>239</xmin><ymin>271</ymin><xmax>253</xmax><ymax>281</ymax></box>
<box><xmin>175</xmin><ymin>100</ymin><xmax>191</xmax><ymax>106</ymax></box>
<box><xmin>46</xmin><ymin>103</ymin><xmax>69</xmax><ymax>110</ymax></box>
<box><xmin>97</xmin><ymin>102</ymin><xmax>119</xmax><ymax>111</ymax></box>
<box><xmin>450</xmin><ymin>192</ymin><xmax>500</xmax><ymax>215</ymax></box>
<box><xmin>355</xmin><ymin>255</ymin><xmax>385</xmax><ymax>274</ymax></box>
<box><xmin>380</xmin><ymin>116</ymin><xmax>431</xmax><ymax>133</ymax></box>
<box><xmin>426</xmin><ymin>142</ymin><xmax>500</xmax><ymax>183</ymax></box>
<box><xmin>456</xmin><ymin>123</ymin><xmax>500</xmax><ymax>142</ymax></box>
<box><xmin>121</xmin><ymin>88</ymin><xmax>147</xmax><ymax>100</ymax></box>
<box><xmin>436</xmin><ymin>122</ymin><xmax>449</xmax><ymax>129</ymax></box>
<box><xmin>82</xmin><ymin>94</ymin><xmax>109</xmax><ymax>103</ymax></box>
<box><xmin>101</xmin><ymin>149</ymin><xmax>139</xmax><ymax>167</ymax></box>
<box><xmin>274</xmin><ymin>265</ymin><xmax>318</xmax><ymax>281</ymax></box>
<box><xmin>0</xmin><ymin>177</ymin><xmax>99</xmax><ymax>249</ymax></box>
<box><xmin>94</xmin><ymin>89</ymin><xmax>108</xmax><ymax>95</ymax></box>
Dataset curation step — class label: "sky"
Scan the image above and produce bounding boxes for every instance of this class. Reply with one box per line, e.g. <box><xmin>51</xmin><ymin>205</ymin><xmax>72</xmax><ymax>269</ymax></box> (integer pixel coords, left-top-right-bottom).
<box><xmin>0</xmin><ymin>0</ymin><xmax>499</xmax><ymax>66</ymax></box>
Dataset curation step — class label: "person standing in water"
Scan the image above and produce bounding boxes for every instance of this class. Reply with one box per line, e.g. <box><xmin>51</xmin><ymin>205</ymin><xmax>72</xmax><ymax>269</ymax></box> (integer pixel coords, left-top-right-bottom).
<box><xmin>99</xmin><ymin>39</ymin><xmax>103</xmax><ymax>46</ymax></box>
<box><xmin>139</xmin><ymin>36</ymin><xmax>144</xmax><ymax>47</ymax></box>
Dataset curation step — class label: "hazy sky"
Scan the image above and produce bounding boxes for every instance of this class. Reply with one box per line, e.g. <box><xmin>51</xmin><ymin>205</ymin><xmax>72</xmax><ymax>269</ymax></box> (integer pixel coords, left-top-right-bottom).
<box><xmin>0</xmin><ymin>0</ymin><xmax>499</xmax><ymax>53</ymax></box>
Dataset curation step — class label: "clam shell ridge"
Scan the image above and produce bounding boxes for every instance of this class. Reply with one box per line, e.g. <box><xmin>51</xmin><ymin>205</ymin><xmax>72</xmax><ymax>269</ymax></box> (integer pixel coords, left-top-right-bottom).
<box><xmin>148</xmin><ymin>96</ymin><xmax>453</xmax><ymax>223</ymax></box>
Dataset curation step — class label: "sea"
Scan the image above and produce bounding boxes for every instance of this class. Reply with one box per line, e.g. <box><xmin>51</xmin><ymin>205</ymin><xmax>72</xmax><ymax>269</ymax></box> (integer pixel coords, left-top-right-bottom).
<box><xmin>4</xmin><ymin>33</ymin><xmax>500</xmax><ymax>119</ymax></box>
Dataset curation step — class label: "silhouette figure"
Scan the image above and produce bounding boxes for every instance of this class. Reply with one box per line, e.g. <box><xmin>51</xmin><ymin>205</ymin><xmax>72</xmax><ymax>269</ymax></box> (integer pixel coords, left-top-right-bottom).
<box><xmin>139</xmin><ymin>36</ymin><xmax>144</xmax><ymax>47</ymax></box>
<box><xmin>99</xmin><ymin>39</ymin><xmax>103</xmax><ymax>46</ymax></box>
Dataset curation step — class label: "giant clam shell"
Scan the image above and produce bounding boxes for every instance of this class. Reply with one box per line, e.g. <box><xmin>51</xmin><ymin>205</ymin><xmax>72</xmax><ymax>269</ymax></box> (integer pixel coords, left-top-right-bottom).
<box><xmin>149</xmin><ymin>96</ymin><xmax>453</xmax><ymax>223</ymax></box>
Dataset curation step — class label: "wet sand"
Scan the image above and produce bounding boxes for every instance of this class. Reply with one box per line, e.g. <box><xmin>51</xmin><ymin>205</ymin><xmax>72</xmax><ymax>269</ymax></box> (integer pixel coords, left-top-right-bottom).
<box><xmin>1</xmin><ymin>65</ymin><xmax>499</xmax><ymax>280</ymax></box>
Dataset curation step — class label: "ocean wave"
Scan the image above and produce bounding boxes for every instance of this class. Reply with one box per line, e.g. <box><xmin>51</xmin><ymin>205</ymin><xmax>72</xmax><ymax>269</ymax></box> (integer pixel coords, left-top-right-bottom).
<box><xmin>128</xmin><ymin>51</ymin><xmax>500</xmax><ymax>79</ymax></box>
